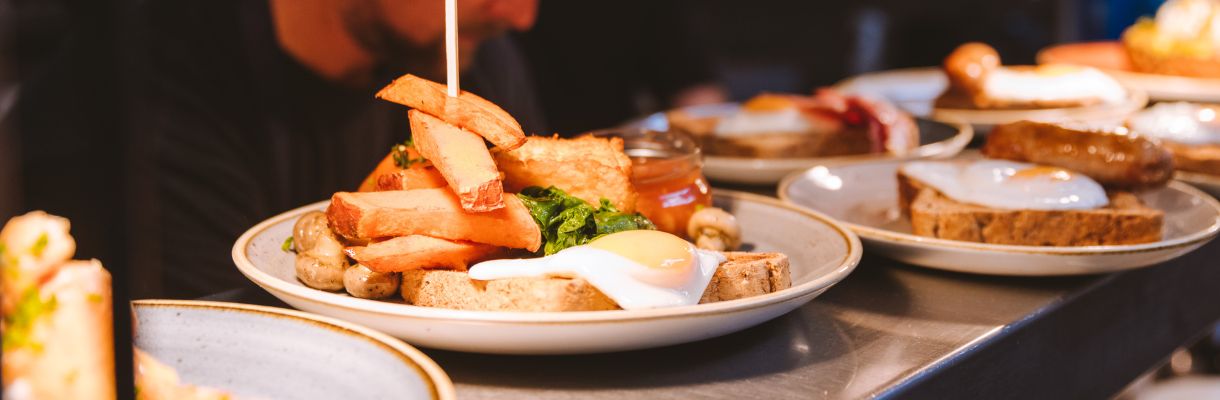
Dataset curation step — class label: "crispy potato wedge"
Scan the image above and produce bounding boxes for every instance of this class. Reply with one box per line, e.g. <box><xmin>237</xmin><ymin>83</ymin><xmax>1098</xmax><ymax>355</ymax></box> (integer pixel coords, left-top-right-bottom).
<box><xmin>327</xmin><ymin>189</ymin><xmax>541</xmax><ymax>252</ymax></box>
<box><xmin>357</xmin><ymin>147</ymin><xmax>438</xmax><ymax>192</ymax></box>
<box><xmin>494</xmin><ymin>135</ymin><xmax>638</xmax><ymax>212</ymax></box>
<box><xmin>409</xmin><ymin>110</ymin><xmax>504</xmax><ymax>211</ymax></box>
<box><xmin>374</xmin><ymin>168</ymin><xmax>448</xmax><ymax>191</ymax></box>
<box><xmin>345</xmin><ymin>235</ymin><xmax>503</xmax><ymax>273</ymax></box>
<box><xmin>377</xmin><ymin>74</ymin><xmax>526</xmax><ymax>150</ymax></box>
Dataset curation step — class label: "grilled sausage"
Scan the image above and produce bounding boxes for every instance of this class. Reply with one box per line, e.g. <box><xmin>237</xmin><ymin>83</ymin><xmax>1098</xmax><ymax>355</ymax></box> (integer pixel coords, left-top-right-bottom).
<box><xmin>982</xmin><ymin>121</ymin><xmax>1174</xmax><ymax>191</ymax></box>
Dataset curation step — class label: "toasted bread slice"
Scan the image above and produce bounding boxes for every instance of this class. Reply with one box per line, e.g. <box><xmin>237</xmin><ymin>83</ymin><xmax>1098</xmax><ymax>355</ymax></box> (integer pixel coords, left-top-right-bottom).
<box><xmin>327</xmin><ymin>189</ymin><xmax>542</xmax><ymax>251</ymax></box>
<box><xmin>345</xmin><ymin>235</ymin><xmax>503</xmax><ymax>273</ymax></box>
<box><xmin>493</xmin><ymin>135</ymin><xmax>638</xmax><ymax>212</ymax></box>
<box><xmin>898</xmin><ymin>171</ymin><xmax>1163</xmax><ymax>246</ymax></box>
<box><xmin>1163</xmin><ymin>141</ymin><xmax>1220</xmax><ymax>176</ymax></box>
<box><xmin>408</xmin><ymin>110</ymin><xmax>504</xmax><ymax>211</ymax></box>
<box><xmin>400</xmin><ymin>252</ymin><xmax>790</xmax><ymax>311</ymax></box>
<box><xmin>376</xmin><ymin>74</ymin><xmax>526</xmax><ymax>150</ymax></box>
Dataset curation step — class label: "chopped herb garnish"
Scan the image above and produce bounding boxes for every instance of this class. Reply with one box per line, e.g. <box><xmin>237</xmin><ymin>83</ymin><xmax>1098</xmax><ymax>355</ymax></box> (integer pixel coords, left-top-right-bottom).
<box><xmin>391</xmin><ymin>139</ymin><xmax>427</xmax><ymax>169</ymax></box>
<box><xmin>2</xmin><ymin>287</ymin><xmax>58</xmax><ymax>352</ymax></box>
<box><xmin>517</xmin><ymin>186</ymin><xmax>656</xmax><ymax>255</ymax></box>
<box><xmin>282</xmin><ymin>236</ymin><xmax>295</xmax><ymax>253</ymax></box>
<box><xmin>29</xmin><ymin>233</ymin><xmax>48</xmax><ymax>257</ymax></box>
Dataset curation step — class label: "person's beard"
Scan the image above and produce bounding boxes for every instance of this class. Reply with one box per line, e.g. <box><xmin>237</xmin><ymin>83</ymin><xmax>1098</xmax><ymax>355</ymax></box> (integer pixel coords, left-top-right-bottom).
<box><xmin>340</xmin><ymin>2</ymin><xmax>496</xmax><ymax>85</ymax></box>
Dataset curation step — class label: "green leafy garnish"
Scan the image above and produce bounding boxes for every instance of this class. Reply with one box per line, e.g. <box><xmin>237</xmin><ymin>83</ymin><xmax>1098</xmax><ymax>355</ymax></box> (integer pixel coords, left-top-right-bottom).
<box><xmin>282</xmin><ymin>236</ymin><xmax>295</xmax><ymax>253</ymax></box>
<box><xmin>2</xmin><ymin>287</ymin><xmax>58</xmax><ymax>352</ymax></box>
<box><xmin>516</xmin><ymin>186</ymin><xmax>655</xmax><ymax>255</ymax></box>
<box><xmin>29</xmin><ymin>233</ymin><xmax>48</xmax><ymax>257</ymax></box>
<box><xmin>391</xmin><ymin>139</ymin><xmax>427</xmax><ymax>169</ymax></box>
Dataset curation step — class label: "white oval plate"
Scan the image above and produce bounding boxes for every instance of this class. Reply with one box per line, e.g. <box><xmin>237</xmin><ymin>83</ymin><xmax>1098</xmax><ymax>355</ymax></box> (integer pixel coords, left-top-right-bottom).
<box><xmin>232</xmin><ymin>191</ymin><xmax>862</xmax><ymax>355</ymax></box>
<box><xmin>779</xmin><ymin>159</ymin><xmax>1220</xmax><ymax>276</ymax></box>
<box><xmin>833</xmin><ymin>67</ymin><xmax>1149</xmax><ymax>130</ymax></box>
<box><xmin>626</xmin><ymin>103</ymin><xmax>973</xmax><ymax>185</ymax></box>
<box><xmin>1178</xmin><ymin>171</ymin><xmax>1220</xmax><ymax>199</ymax></box>
<box><xmin>133</xmin><ymin>300</ymin><xmax>455</xmax><ymax>400</ymax></box>
<box><xmin>1038</xmin><ymin>41</ymin><xmax>1220</xmax><ymax>103</ymax></box>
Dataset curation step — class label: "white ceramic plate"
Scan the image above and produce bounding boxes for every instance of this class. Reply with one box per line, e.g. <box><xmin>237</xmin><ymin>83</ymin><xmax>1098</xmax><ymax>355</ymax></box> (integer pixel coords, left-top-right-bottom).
<box><xmin>627</xmin><ymin>103</ymin><xmax>972</xmax><ymax>185</ymax></box>
<box><xmin>1039</xmin><ymin>41</ymin><xmax>1220</xmax><ymax>103</ymax></box>
<box><xmin>833</xmin><ymin>67</ymin><xmax>1149</xmax><ymax>130</ymax></box>
<box><xmin>232</xmin><ymin>191</ymin><xmax>862</xmax><ymax>355</ymax></box>
<box><xmin>779</xmin><ymin>159</ymin><xmax>1220</xmax><ymax>276</ymax></box>
<box><xmin>133</xmin><ymin>300</ymin><xmax>455</xmax><ymax>400</ymax></box>
<box><xmin>1178</xmin><ymin>171</ymin><xmax>1220</xmax><ymax>199</ymax></box>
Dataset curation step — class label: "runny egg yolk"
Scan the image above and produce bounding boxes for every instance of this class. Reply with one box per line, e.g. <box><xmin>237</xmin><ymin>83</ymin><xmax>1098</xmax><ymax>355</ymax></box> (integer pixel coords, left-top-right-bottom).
<box><xmin>1011</xmin><ymin>166</ymin><xmax>1074</xmax><ymax>181</ymax></box>
<box><xmin>587</xmin><ymin>230</ymin><xmax>696</xmax><ymax>287</ymax></box>
<box><xmin>741</xmin><ymin>94</ymin><xmax>797</xmax><ymax>112</ymax></box>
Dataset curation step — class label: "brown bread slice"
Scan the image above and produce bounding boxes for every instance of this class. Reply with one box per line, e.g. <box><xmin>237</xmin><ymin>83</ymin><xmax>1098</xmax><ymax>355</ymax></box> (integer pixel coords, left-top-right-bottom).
<box><xmin>897</xmin><ymin>170</ymin><xmax>1163</xmax><ymax>246</ymax></box>
<box><xmin>400</xmin><ymin>252</ymin><xmax>790</xmax><ymax>311</ymax></box>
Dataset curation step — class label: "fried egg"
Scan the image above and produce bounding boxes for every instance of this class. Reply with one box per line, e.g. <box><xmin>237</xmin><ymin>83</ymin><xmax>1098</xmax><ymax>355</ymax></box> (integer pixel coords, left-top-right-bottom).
<box><xmin>467</xmin><ymin>230</ymin><xmax>726</xmax><ymax>310</ymax></box>
<box><xmin>1127</xmin><ymin>102</ymin><xmax>1220</xmax><ymax>145</ymax></box>
<box><xmin>982</xmin><ymin>64</ymin><xmax>1127</xmax><ymax>105</ymax></box>
<box><xmin>901</xmin><ymin>160</ymin><xmax>1109</xmax><ymax>210</ymax></box>
<box><xmin>713</xmin><ymin>94</ymin><xmax>813</xmax><ymax>137</ymax></box>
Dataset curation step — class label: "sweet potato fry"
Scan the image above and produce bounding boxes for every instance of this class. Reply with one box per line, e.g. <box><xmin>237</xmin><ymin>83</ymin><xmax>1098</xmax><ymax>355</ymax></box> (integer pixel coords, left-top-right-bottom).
<box><xmin>409</xmin><ymin>109</ymin><xmax>504</xmax><ymax>211</ymax></box>
<box><xmin>327</xmin><ymin>188</ymin><xmax>542</xmax><ymax>252</ymax></box>
<box><xmin>345</xmin><ymin>235</ymin><xmax>503</xmax><ymax>272</ymax></box>
<box><xmin>374</xmin><ymin>168</ymin><xmax>448</xmax><ymax>191</ymax></box>
<box><xmin>376</xmin><ymin>74</ymin><xmax>526</xmax><ymax>150</ymax></box>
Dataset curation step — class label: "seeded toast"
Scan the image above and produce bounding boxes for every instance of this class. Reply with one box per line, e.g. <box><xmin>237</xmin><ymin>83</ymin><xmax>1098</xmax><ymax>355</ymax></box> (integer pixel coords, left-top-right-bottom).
<box><xmin>897</xmin><ymin>170</ymin><xmax>1163</xmax><ymax>246</ymax></box>
<box><xmin>1162</xmin><ymin>141</ymin><xmax>1220</xmax><ymax>176</ymax></box>
<box><xmin>400</xmin><ymin>252</ymin><xmax>791</xmax><ymax>311</ymax></box>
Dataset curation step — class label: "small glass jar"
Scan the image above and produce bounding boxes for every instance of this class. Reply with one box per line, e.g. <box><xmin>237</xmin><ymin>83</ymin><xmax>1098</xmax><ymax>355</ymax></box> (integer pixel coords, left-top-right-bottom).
<box><xmin>590</xmin><ymin>128</ymin><xmax>712</xmax><ymax>237</ymax></box>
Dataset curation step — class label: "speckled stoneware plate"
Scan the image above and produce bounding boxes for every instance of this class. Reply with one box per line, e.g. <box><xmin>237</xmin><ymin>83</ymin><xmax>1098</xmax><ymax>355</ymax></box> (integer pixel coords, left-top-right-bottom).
<box><xmin>1038</xmin><ymin>41</ymin><xmax>1220</xmax><ymax>103</ymax></box>
<box><xmin>133</xmin><ymin>300</ymin><xmax>455</xmax><ymax>399</ymax></box>
<box><xmin>832</xmin><ymin>67</ymin><xmax>1149</xmax><ymax>132</ymax></box>
<box><xmin>625</xmin><ymin>103</ymin><xmax>973</xmax><ymax>185</ymax></box>
<box><xmin>233</xmin><ymin>191</ymin><xmax>861</xmax><ymax>355</ymax></box>
<box><xmin>779</xmin><ymin>158</ymin><xmax>1220</xmax><ymax>276</ymax></box>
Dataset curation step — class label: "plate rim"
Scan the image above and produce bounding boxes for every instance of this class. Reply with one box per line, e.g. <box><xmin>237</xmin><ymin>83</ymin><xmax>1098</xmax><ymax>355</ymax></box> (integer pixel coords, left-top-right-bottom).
<box><xmin>778</xmin><ymin>162</ymin><xmax>1220</xmax><ymax>256</ymax></box>
<box><xmin>231</xmin><ymin>190</ymin><xmax>863</xmax><ymax>325</ymax></box>
<box><xmin>133</xmin><ymin>299</ymin><xmax>457</xmax><ymax>400</ymax></box>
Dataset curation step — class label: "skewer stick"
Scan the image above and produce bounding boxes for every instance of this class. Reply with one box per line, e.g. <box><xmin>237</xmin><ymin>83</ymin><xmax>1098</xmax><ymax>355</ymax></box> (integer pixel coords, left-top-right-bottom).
<box><xmin>445</xmin><ymin>0</ymin><xmax>459</xmax><ymax>97</ymax></box>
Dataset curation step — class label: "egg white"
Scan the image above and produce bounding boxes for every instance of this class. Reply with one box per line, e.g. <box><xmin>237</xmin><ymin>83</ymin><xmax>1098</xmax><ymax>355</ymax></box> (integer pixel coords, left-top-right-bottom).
<box><xmin>713</xmin><ymin>108</ymin><xmax>813</xmax><ymax>137</ymax></box>
<box><xmin>467</xmin><ymin>246</ymin><xmax>727</xmax><ymax>310</ymax></box>
<box><xmin>901</xmin><ymin>160</ymin><xmax>1110</xmax><ymax>210</ymax></box>
<box><xmin>982</xmin><ymin>66</ymin><xmax>1127</xmax><ymax>105</ymax></box>
<box><xmin>1128</xmin><ymin>102</ymin><xmax>1220</xmax><ymax>145</ymax></box>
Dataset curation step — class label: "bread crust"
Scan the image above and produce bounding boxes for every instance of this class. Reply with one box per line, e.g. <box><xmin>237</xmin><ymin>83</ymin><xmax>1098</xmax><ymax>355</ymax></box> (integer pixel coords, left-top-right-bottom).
<box><xmin>400</xmin><ymin>252</ymin><xmax>790</xmax><ymax>311</ymax></box>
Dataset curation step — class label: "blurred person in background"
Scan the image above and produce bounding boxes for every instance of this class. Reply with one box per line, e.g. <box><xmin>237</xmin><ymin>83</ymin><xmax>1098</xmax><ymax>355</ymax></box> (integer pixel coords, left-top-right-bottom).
<box><xmin>123</xmin><ymin>0</ymin><xmax>542</xmax><ymax>298</ymax></box>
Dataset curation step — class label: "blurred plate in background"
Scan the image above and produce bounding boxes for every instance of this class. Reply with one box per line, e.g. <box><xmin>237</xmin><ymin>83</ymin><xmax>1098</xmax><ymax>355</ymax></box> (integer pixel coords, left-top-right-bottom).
<box><xmin>1039</xmin><ymin>42</ymin><xmax>1220</xmax><ymax>103</ymax></box>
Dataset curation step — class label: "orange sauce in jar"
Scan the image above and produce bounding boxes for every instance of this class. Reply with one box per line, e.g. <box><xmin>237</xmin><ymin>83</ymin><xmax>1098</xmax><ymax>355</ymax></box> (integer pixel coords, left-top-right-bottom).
<box><xmin>630</xmin><ymin>153</ymin><xmax>711</xmax><ymax>237</ymax></box>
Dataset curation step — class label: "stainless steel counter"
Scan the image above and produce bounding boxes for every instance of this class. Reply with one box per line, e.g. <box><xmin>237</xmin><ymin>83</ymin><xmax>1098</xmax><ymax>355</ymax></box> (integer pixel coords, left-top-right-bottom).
<box><xmin>215</xmin><ymin>217</ymin><xmax>1220</xmax><ymax>399</ymax></box>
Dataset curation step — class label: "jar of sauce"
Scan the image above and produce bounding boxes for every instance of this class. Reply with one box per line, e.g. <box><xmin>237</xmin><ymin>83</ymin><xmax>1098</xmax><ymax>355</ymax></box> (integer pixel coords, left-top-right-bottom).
<box><xmin>591</xmin><ymin>129</ymin><xmax>711</xmax><ymax>237</ymax></box>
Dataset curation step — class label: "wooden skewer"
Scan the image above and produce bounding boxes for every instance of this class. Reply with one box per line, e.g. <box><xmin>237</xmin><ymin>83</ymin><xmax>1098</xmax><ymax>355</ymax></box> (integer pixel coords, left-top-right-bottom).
<box><xmin>445</xmin><ymin>0</ymin><xmax>459</xmax><ymax>97</ymax></box>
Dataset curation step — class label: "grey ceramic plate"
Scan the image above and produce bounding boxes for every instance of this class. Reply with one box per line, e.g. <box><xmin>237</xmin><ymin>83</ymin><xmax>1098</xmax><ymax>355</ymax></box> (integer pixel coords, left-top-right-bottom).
<box><xmin>625</xmin><ymin>103</ymin><xmax>972</xmax><ymax>185</ymax></box>
<box><xmin>1177</xmin><ymin>171</ymin><xmax>1220</xmax><ymax>199</ymax></box>
<box><xmin>133</xmin><ymin>300</ymin><xmax>455</xmax><ymax>399</ymax></box>
<box><xmin>233</xmin><ymin>191</ymin><xmax>862</xmax><ymax>354</ymax></box>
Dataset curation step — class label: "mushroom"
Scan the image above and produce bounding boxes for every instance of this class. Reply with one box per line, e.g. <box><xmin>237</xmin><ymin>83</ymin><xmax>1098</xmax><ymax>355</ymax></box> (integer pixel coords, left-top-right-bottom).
<box><xmin>343</xmin><ymin>264</ymin><xmax>400</xmax><ymax>299</ymax></box>
<box><xmin>686</xmin><ymin>207</ymin><xmax>741</xmax><ymax>251</ymax></box>
<box><xmin>291</xmin><ymin>211</ymin><xmax>348</xmax><ymax>291</ymax></box>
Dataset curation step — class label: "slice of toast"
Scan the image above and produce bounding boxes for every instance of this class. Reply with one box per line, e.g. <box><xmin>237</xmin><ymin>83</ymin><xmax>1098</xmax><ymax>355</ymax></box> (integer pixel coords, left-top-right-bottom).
<box><xmin>897</xmin><ymin>170</ymin><xmax>1163</xmax><ymax>246</ymax></box>
<box><xmin>1163</xmin><ymin>141</ymin><xmax>1220</xmax><ymax>176</ymax></box>
<box><xmin>376</xmin><ymin>74</ymin><xmax>526</xmax><ymax>150</ymax></box>
<box><xmin>400</xmin><ymin>252</ymin><xmax>790</xmax><ymax>311</ymax></box>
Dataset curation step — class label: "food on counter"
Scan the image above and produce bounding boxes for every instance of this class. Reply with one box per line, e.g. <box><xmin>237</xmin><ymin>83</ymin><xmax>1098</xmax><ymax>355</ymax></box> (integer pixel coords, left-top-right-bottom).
<box><xmin>1127</xmin><ymin>102</ymin><xmax>1220</xmax><ymax>176</ymax></box>
<box><xmin>1</xmin><ymin>212</ymin><xmax>233</xmax><ymax>400</ymax></box>
<box><xmin>937</xmin><ymin>42</ymin><xmax>1128</xmax><ymax>110</ymax></box>
<box><xmin>376</xmin><ymin>73</ymin><xmax>526</xmax><ymax>150</ymax></box>
<box><xmin>1122</xmin><ymin>0</ymin><xmax>1220</xmax><ymax>78</ymax></box>
<box><xmin>667</xmin><ymin>89</ymin><xmax>918</xmax><ymax>158</ymax></box>
<box><xmin>897</xmin><ymin>120</ymin><xmax>1173</xmax><ymax>246</ymax></box>
<box><xmin>981</xmin><ymin>120</ymin><xmax>1175</xmax><ymax>190</ymax></box>
<box><xmin>290</xmin><ymin>74</ymin><xmax>791</xmax><ymax>309</ymax></box>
